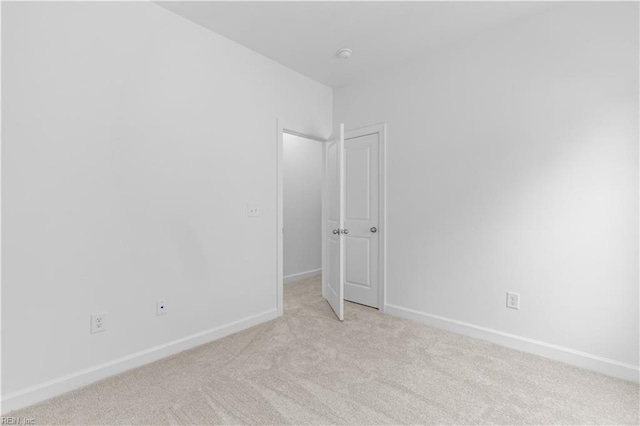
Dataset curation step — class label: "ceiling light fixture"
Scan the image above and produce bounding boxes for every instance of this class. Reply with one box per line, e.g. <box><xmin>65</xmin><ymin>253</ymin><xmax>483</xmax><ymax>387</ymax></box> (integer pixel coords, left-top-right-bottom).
<box><xmin>336</xmin><ymin>48</ymin><xmax>352</xmax><ymax>59</ymax></box>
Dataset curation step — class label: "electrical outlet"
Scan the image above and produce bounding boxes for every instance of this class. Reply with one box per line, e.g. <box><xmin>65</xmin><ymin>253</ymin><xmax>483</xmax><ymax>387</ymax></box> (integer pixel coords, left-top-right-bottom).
<box><xmin>91</xmin><ymin>313</ymin><xmax>107</xmax><ymax>333</ymax></box>
<box><xmin>506</xmin><ymin>292</ymin><xmax>520</xmax><ymax>310</ymax></box>
<box><xmin>247</xmin><ymin>204</ymin><xmax>260</xmax><ymax>217</ymax></box>
<box><xmin>157</xmin><ymin>299</ymin><xmax>167</xmax><ymax>316</ymax></box>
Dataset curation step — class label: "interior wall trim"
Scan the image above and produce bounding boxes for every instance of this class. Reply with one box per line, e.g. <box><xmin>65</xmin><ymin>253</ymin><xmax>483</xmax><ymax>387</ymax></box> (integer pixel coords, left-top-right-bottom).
<box><xmin>1</xmin><ymin>309</ymin><xmax>279</xmax><ymax>414</ymax></box>
<box><xmin>384</xmin><ymin>303</ymin><xmax>639</xmax><ymax>383</ymax></box>
<box><xmin>284</xmin><ymin>268</ymin><xmax>322</xmax><ymax>284</ymax></box>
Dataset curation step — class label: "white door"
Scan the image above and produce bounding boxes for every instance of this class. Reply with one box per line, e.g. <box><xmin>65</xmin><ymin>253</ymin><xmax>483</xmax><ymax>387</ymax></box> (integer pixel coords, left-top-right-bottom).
<box><xmin>323</xmin><ymin>124</ymin><xmax>345</xmax><ymax>320</ymax></box>
<box><xmin>343</xmin><ymin>131</ymin><xmax>379</xmax><ymax>308</ymax></box>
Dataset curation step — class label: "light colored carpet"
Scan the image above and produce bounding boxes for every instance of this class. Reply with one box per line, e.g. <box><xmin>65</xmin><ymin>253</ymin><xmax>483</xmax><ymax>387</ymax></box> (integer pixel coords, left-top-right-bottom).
<box><xmin>9</xmin><ymin>276</ymin><xmax>640</xmax><ymax>425</ymax></box>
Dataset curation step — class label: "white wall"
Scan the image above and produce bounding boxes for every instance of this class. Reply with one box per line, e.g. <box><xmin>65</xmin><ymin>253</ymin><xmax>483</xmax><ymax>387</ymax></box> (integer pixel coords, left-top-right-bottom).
<box><xmin>1</xmin><ymin>1</ymin><xmax>331</xmax><ymax>409</ymax></box>
<box><xmin>334</xmin><ymin>3</ymin><xmax>639</xmax><ymax>378</ymax></box>
<box><xmin>283</xmin><ymin>134</ymin><xmax>322</xmax><ymax>280</ymax></box>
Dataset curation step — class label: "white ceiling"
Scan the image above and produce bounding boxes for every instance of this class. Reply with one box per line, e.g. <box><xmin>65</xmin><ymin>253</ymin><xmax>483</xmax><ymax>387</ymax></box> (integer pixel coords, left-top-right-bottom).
<box><xmin>157</xmin><ymin>2</ymin><xmax>554</xmax><ymax>89</ymax></box>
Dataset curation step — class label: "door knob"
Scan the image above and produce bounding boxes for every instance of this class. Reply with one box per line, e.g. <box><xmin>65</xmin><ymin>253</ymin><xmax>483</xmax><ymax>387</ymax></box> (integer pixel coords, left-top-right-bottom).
<box><xmin>342</xmin><ymin>229</ymin><xmax>349</xmax><ymax>235</ymax></box>
<box><xmin>370</xmin><ymin>227</ymin><xmax>377</xmax><ymax>233</ymax></box>
<box><xmin>332</xmin><ymin>229</ymin><xmax>339</xmax><ymax>235</ymax></box>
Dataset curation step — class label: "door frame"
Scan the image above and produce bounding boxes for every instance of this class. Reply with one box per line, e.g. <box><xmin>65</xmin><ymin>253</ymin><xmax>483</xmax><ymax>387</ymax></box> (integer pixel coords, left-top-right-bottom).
<box><xmin>276</xmin><ymin>121</ymin><xmax>387</xmax><ymax>316</ymax></box>
<box><xmin>342</xmin><ymin>123</ymin><xmax>387</xmax><ymax>312</ymax></box>
<box><xmin>276</xmin><ymin>120</ymin><xmax>327</xmax><ymax>316</ymax></box>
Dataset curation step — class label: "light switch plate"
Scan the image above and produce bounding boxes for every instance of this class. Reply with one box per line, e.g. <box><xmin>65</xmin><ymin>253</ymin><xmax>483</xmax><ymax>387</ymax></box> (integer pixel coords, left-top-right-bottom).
<box><xmin>247</xmin><ymin>204</ymin><xmax>260</xmax><ymax>217</ymax></box>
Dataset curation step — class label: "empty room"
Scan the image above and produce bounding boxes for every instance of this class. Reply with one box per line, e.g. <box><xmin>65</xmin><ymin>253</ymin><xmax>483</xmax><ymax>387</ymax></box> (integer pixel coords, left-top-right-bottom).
<box><xmin>1</xmin><ymin>1</ymin><xmax>638</xmax><ymax>425</ymax></box>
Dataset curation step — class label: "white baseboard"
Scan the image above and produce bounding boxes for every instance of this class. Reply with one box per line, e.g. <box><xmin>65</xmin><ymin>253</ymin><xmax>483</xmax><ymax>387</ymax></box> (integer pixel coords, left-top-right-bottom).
<box><xmin>384</xmin><ymin>304</ymin><xmax>639</xmax><ymax>383</ymax></box>
<box><xmin>284</xmin><ymin>268</ymin><xmax>321</xmax><ymax>284</ymax></box>
<box><xmin>1</xmin><ymin>308</ymin><xmax>279</xmax><ymax>414</ymax></box>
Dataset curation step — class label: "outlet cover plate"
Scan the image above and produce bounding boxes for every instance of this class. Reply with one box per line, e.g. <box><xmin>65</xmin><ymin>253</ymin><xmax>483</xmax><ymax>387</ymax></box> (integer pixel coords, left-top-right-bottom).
<box><xmin>157</xmin><ymin>299</ymin><xmax>167</xmax><ymax>316</ymax></box>
<box><xmin>91</xmin><ymin>312</ymin><xmax>107</xmax><ymax>333</ymax></box>
<box><xmin>506</xmin><ymin>292</ymin><xmax>520</xmax><ymax>310</ymax></box>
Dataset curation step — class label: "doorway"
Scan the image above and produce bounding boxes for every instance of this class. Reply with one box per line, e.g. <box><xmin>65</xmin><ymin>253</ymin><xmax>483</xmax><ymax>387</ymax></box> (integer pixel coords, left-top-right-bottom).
<box><xmin>276</xmin><ymin>125</ymin><xmax>326</xmax><ymax>316</ymax></box>
<box><xmin>283</xmin><ymin>133</ymin><xmax>323</xmax><ymax>284</ymax></box>
<box><xmin>276</xmin><ymin>122</ymin><xmax>386</xmax><ymax>319</ymax></box>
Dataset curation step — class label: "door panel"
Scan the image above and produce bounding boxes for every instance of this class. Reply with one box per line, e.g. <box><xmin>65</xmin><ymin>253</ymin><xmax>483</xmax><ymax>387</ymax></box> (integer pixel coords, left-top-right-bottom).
<box><xmin>345</xmin><ymin>237</ymin><xmax>371</xmax><ymax>287</ymax></box>
<box><xmin>323</xmin><ymin>124</ymin><xmax>345</xmax><ymax>320</ymax></box>
<box><xmin>345</xmin><ymin>144</ymin><xmax>371</xmax><ymax>221</ymax></box>
<box><xmin>327</xmin><ymin>143</ymin><xmax>339</xmax><ymax>223</ymax></box>
<box><xmin>343</xmin><ymin>132</ymin><xmax>379</xmax><ymax>308</ymax></box>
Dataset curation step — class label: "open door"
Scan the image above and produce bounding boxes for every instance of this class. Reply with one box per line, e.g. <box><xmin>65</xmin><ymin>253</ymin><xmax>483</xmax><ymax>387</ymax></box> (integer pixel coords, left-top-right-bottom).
<box><xmin>323</xmin><ymin>124</ymin><xmax>345</xmax><ymax>320</ymax></box>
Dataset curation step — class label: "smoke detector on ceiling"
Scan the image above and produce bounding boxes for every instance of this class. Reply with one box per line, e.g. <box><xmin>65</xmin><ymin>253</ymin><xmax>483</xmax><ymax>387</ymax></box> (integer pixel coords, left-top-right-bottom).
<box><xmin>336</xmin><ymin>48</ymin><xmax>352</xmax><ymax>59</ymax></box>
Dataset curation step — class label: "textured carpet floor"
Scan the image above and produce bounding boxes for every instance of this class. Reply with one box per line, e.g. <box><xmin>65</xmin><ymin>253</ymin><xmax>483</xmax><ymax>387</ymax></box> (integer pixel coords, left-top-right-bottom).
<box><xmin>10</xmin><ymin>276</ymin><xmax>640</xmax><ymax>425</ymax></box>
